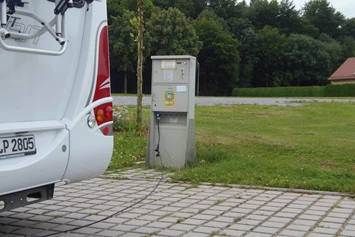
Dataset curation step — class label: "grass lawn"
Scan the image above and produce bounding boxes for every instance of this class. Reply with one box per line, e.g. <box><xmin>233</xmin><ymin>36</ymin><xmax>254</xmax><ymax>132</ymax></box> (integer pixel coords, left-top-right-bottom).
<box><xmin>109</xmin><ymin>102</ymin><xmax>355</xmax><ymax>194</ymax></box>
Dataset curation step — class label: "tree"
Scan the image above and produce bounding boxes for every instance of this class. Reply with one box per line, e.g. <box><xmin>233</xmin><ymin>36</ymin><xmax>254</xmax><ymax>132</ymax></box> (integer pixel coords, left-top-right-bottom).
<box><xmin>277</xmin><ymin>0</ymin><xmax>302</xmax><ymax>35</ymax></box>
<box><xmin>121</xmin><ymin>0</ymin><xmax>154</xmax><ymax>19</ymax></box>
<box><xmin>107</xmin><ymin>0</ymin><xmax>123</xmax><ymax>25</ymax></box>
<box><xmin>302</xmin><ymin>0</ymin><xmax>345</xmax><ymax>39</ymax></box>
<box><xmin>207</xmin><ymin>0</ymin><xmax>242</xmax><ymax>20</ymax></box>
<box><xmin>318</xmin><ymin>33</ymin><xmax>344</xmax><ymax>73</ymax></box>
<box><xmin>343</xmin><ymin>18</ymin><xmax>355</xmax><ymax>39</ymax></box>
<box><xmin>137</xmin><ymin>0</ymin><xmax>144</xmax><ymax>127</ymax></box>
<box><xmin>197</xmin><ymin>9</ymin><xmax>230</xmax><ymax>33</ymax></box>
<box><xmin>109</xmin><ymin>10</ymin><xmax>138</xmax><ymax>93</ymax></box>
<box><xmin>194</xmin><ymin>17</ymin><xmax>240</xmax><ymax>95</ymax></box>
<box><xmin>246</xmin><ymin>0</ymin><xmax>280</xmax><ymax>30</ymax></box>
<box><xmin>255</xmin><ymin>26</ymin><xmax>287</xmax><ymax>87</ymax></box>
<box><xmin>238</xmin><ymin>27</ymin><xmax>258</xmax><ymax>87</ymax></box>
<box><xmin>228</xmin><ymin>17</ymin><xmax>254</xmax><ymax>39</ymax></box>
<box><xmin>152</xmin><ymin>0</ymin><xmax>208</xmax><ymax>18</ymax></box>
<box><xmin>285</xmin><ymin>34</ymin><xmax>331</xmax><ymax>86</ymax></box>
<box><xmin>145</xmin><ymin>8</ymin><xmax>202</xmax><ymax>56</ymax></box>
<box><xmin>339</xmin><ymin>36</ymin><xmax>355</xmax><ymax>59</ymax></box>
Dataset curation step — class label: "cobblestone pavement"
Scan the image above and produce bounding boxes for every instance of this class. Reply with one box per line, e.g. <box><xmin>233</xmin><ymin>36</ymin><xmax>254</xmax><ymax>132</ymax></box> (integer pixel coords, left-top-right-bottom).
<box><xmin>1</xmin><ymin>169</ymin><xmax>355</xmax><ymax>237</ymax></box>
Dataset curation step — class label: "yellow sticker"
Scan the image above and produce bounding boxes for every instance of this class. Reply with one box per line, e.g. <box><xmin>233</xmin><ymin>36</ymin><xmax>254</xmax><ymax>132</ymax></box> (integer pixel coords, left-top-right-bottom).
<box><xmin>164</xmin><ymin>90</ymin><xmax>175</xmax><ymax>106</ymax></box>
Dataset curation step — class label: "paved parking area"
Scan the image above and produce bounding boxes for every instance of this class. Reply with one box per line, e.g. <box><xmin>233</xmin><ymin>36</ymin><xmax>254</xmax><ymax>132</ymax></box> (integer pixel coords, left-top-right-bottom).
<box><xmin>1</xmin><ymin>168</ymin><xmax>355</xmax><ymax>237</ymax></box>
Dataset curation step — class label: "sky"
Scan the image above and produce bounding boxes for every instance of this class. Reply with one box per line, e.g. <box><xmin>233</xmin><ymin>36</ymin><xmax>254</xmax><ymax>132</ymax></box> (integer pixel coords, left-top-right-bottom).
<box><xmin>247</xmin><ymin>0</ymin><xmax>355</xmax><ymax>19</ymax></box>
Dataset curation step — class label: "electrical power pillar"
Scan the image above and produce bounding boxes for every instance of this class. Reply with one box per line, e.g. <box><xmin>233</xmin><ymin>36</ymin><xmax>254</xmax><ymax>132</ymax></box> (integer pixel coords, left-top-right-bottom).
<box><xmin>146</xmin><ymin>55</ymin><xmax>196</xmax><ymax>168</ymax></box>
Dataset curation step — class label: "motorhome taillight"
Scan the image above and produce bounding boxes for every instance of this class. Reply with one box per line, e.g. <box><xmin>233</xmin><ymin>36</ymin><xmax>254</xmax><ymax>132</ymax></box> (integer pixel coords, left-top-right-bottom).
<box><xmin>96</xmin><ymin>109</ymin><xmax>104</xmax><ymax>122</ymax></box>
<box><xmin>105</xmin><ymin>106</ymin><xmax>112</xmax><ymax>120</ymax></box>
<box><xmin>103</xmin><ymin>127</ymin><xmax>109</xmax><ymax>135</ymax></box>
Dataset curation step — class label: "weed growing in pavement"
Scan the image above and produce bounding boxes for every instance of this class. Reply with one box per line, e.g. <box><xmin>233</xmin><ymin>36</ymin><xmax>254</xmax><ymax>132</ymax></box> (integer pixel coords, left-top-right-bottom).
<box><xmin>214</xmin><ymin>200</ymin><xmax>224</xmax><ymax>206</ymax></box>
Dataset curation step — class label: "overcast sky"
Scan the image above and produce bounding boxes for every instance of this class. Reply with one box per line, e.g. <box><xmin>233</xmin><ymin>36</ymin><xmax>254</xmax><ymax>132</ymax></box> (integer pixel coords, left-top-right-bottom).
<box><xmin>246</xmin><ymin>0</ymin><xmax>355</xmax><ymax>19</ymax></box>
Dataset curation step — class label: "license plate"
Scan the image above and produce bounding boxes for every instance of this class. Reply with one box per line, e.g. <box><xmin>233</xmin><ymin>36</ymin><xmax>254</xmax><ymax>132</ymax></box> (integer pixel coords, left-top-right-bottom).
<box><xmin>0</xmin><ymin>135</ymin><xmax>36</xmax><ymax>159</ymax></box>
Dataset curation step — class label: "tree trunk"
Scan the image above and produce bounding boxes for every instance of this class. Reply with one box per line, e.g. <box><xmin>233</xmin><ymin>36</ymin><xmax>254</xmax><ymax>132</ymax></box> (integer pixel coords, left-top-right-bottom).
<box><xmin>136</xmin><ymin>0</ymin><xmax>143</xmax><ymax>126</ymax></box>
<box><xmin>124</xmin><ymin>71</ymin><xmax>127</xmax><ymax>94</ymax></box>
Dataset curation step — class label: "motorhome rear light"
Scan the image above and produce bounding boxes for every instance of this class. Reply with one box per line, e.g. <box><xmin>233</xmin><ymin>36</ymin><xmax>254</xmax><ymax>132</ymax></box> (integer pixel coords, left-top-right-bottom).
<box><xmin>105</xmin><ymin>106</ymin><xmax>112</xmax><ymax>120</ymax></box>
<box><xmin>96</xmin><ymin>109</ymin><xmax>104</xmax><ymax>122</ymax></box>
<box><xmin>103</xmin><ymin>126</ymin><xmax>109</xmax><ymax>135</ymax></box>
<box><xmin>87</xmin><ymin>114</ymin><xmax>96</xmax><ymax>128</ymax></box>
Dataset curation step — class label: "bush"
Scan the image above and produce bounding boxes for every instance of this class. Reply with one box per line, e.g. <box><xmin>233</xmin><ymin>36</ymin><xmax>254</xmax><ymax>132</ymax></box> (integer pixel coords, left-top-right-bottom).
<box><xmin>232</xmin><ymin>86</ymin><xmax>325</xmax><ymax>97</ymax></box>
<box><xmin>324</xmin><ymin>84</ymin><xmax>355</xmax><ymax>97</ymax></box>
<box><xmin>112</xmin><ymin>105</ymin><xmax>149</xmax><ymax>134</ymax></box>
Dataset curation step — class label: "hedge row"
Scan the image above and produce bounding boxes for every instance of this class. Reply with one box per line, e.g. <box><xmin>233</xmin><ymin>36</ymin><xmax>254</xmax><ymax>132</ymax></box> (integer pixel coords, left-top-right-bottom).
<box><xmin>232</xmin><ymin>84</ymin><xmax>355</xmax><ymax>97</ymax></box>
<box><xmin>324</xmin><ymin>84</ymin><xmax>355</xmax><ymax>97</ymax></box>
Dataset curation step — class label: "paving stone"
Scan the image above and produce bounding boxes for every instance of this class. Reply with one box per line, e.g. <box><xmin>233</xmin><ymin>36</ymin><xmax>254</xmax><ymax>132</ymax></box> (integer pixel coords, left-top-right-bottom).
<box><xmin>181</xmin><ymin>232</ymin><xmax>211</xmax><ymax>237</ymax></box>
<box><xmin>292</xmin><ymin>219</ymin><xmax>317</xmax><ymax>226</ymax></box>
<box><xmin>13</xmin><ymin>228</ymin><xmax>42</xmax><ymax>235</ymax></box>
<box><xmin>313</xmin><ymin>227</ymin><xmax>339</xmax><ymax>235</ymax></box>
<box><xmin>221</xmin><ymin>229</ymin><xmax>247</xmax><ymax>237</ymax></box>
<box><xmin>286</xmin><ymin>224</ymin><xmax>312</xmax><ymax>231</ymax></box>
<box><xmin>204</xmin><ymin>221</ymin><xmax>230</xmax><ymax>228</ymax></box>
<box><xmin>344</xmin><ymin>224</ymin><xmax>355</xmax><ymax>231</ymax></box>
<box><xmin>278</xmin><ymin>229</ymin><xmax>307</xmax><ymax>236</ymax></box>
<box><xmin>327</xmin><ymin>212</ymin><xmax>350</xmax><ymax>218</ymax></box>
<box><xmin>246</xmin><ymin>214</ymin><xmax>269</xmax><ymax>221</ymax></box>
<box><xmin>120</xmin><ymin>233</ymin><xmax>146</xmax><ymax>237</ymax></box>
<box><xmin>274</xmin><ymin>212</ymin><xmax>298</xmax><ymax>218</ymax></box>
<box><xmin>244</xmin><ymin>232</ymin><xmax>273</xmax><ymax>237</ymax></box>
<box><xmin>307</xmin><ymin>233</ymin><xmax>334</xmax><ymax>237</ymax></box>
<box><xmin>298</xmin><ymin>214</ymin><xmax>321</xmax><ymax>221</ymax></box>
<box><xmin>158</xmin><ymin>229</ymin><xmax>185</xmax><ymax>236</ymax></box>
<box><xmin>194</xmin><ymin>226</ymin><xmax>223</xmax><ymax>234</ymax></box>
<box><xmin>0</xmin><ymin>225</ymin><xmax>20</xmax><ymax>233</ymax></box>
<box><xmin>181</xmin><ymin>218</ymin><xmax>206</xmax><ymax>226</ymax></box>
<box><xmin>31</xmin><ymin>222</ymin><xmax>59</xmax><ymax>230</ymax></box>
<box><xmin>97</xmin><ymin>229</ymin><xmax>126</xmax><ymax>237</ymax></box>
<box><xmin>132</xmin><ymin>226</ymin><xmax>160</xmax><ymax>234</ymax></box>
<box><xmin>111</xmin><ymin>224</ymin><xmax>137</xmax><ymax>231</ymax></box>
<box><xmin>340</xmin><ymin>229</ymin><xmax>355</xmax><ymax>236</ymax></box>
<box><xmin>192</xmin><ymin>214</ymin><xmax>216</xmax><ymax>221</ymax></box>
<box><xmin>72</xmin><ymin>227</ymin><xmax>101</xmax><ymax>235</ymax></box>
<box><xmin>322</xmin><ymin>217</ymin><xmax>347</xmax><ymax>223</ymax></box>
<box><xmin>268</xmin><ymin>217</ymin><xmax>292</xmax><ymax>223</ymax></box>
<box><xmin>228</xmin><ymin>223</ymin><xmax>254</xmax><ymax>231</ymax></box>
<box><xmin>238</xmin><ymin>219</ymin><xmax>263</xmax><ymax>226</ymax></box>
<box><xmin>318</xmin><ymin>222</ymin><xmax>342</xmax><ymax>229</ymax></box>
<box><xmin>261</xmin><ymin>221</ymin><xmax>286</xmax><ymax>228</ymax></box>
<box><xmin>124</xmin><ymin>219</ymin><xmax>150</xmax><ymax>226</ymax></box>
<box><xmin>304</xmin><ymin>210</ymin><xmax>327</xmax><ymax>216</ymax></box>
<box><xmin>169</xmin><ymin>223</ymin><xmax>196</xmax><ymax>231</ymax></box>
<box><xmin>253</xmin><ymin>226</ymin><xmax>279</xmax><ymax>234</ymax></box>
<box><xmin>147</xmin><ymin>221</ymin><xmax>174</xmax><ymax>229</ymax></box>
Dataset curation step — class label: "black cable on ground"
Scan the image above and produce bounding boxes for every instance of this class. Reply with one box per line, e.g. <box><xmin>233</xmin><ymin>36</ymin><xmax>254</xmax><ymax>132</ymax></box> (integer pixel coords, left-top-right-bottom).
<box><xmin>42</xmin><ymin>114</ymin><xmax>164</xmax><ymax>237</ymax></box>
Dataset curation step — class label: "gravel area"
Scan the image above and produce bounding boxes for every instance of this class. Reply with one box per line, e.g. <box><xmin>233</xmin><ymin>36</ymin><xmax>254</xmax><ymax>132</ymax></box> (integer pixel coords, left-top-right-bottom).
<box><xmin>113</xmin><ymin>96</ymin><xmax>355</xmax><ymax>107</ymax></box>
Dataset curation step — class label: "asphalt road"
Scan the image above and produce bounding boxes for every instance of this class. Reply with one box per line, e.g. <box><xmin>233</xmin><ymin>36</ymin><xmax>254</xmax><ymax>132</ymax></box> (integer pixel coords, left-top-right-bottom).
<box><xmin>113</xmin><ymin>96</ymin><xmax>355</xmax><ymax>107</ymax></box>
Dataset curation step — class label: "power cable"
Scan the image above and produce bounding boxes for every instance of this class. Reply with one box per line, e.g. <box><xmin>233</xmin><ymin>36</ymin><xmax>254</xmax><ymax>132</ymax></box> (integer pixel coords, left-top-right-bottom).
<box><xmin>42</xmin><ymin>113</ymin><xmax>164</xmax><ymax>237</ymax></box>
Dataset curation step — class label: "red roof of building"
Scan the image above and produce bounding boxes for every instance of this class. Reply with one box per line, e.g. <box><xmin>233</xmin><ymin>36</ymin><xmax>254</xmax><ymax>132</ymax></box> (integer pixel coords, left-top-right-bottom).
<box><xmin>329</xmin><ymin>58</ymin><xmax>355</xmax><ymax>81</ymax></box>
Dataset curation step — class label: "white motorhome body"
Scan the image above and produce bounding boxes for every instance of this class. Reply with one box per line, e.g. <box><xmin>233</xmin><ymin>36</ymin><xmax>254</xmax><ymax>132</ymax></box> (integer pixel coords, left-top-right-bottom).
<box><xmin>0</xmin><ymin>0</ymin><xmax>113</xmax><ymax>212</ymax></box>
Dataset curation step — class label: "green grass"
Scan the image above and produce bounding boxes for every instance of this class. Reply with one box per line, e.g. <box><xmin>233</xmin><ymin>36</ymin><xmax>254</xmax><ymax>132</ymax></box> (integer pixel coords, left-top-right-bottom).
<box><xmin>109</xmin><ymin>102</ymin><xmax>355</xmax><ymax>193</ymax></box>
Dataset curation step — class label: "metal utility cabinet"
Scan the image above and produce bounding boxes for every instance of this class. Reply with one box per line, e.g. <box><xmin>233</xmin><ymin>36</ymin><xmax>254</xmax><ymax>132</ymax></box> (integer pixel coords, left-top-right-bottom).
<box><xmin>146</xmin><ymin>55</ymin><xmax>196</xmax><ymax>168</ymax></box>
